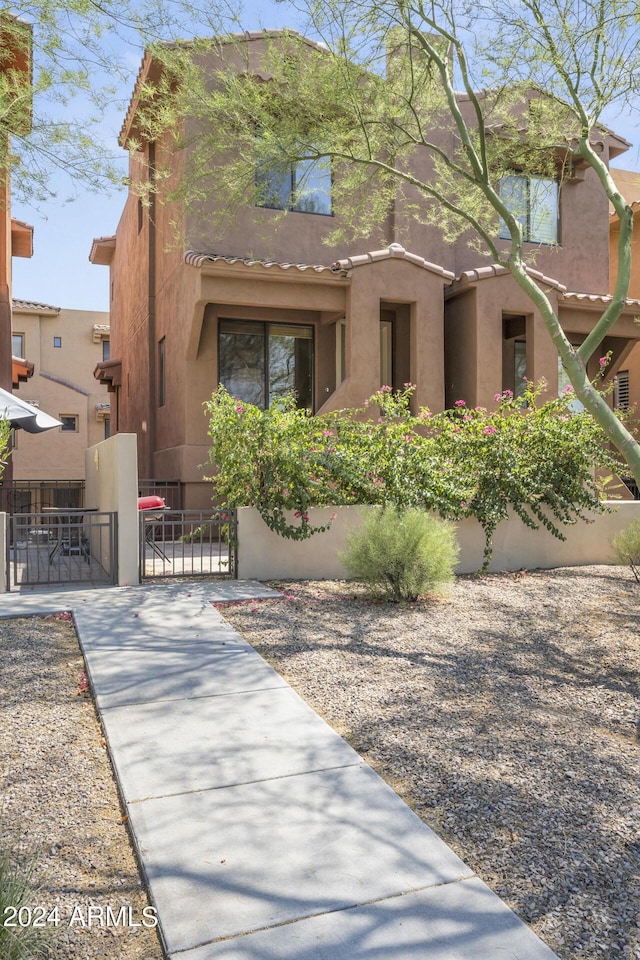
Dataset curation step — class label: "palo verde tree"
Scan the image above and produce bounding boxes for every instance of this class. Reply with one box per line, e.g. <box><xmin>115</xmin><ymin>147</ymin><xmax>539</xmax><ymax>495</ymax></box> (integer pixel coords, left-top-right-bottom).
<box><xmin>0</xmin><ymin>0</ymin><xmax>230</xmax><ymax>205</ymax></box>
<box><xmin>147</xmin><ymin>0</ymin><xmax>640</xmax><ymax>486</ymax></box>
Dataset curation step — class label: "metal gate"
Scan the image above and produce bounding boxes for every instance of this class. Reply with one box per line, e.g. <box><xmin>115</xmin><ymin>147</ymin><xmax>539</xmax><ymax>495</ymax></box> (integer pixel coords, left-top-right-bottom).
<box><xmin>8</xmin><ymin>510</ymin><xmax>117</xmax><ymax>589</ymax></box>
<box><xmin>140</xmin><ymin>509</ymin><xmax>237</xmax><ymax>580</ymax></box>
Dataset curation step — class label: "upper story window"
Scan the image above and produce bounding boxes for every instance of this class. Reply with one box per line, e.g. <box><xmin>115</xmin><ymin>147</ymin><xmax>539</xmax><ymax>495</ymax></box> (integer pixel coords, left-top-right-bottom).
<box><xmin>499</xmin><ymin>174</ymin><xmax>559</xmax><ymax>244</ymax></box>
<box><xmin>60</xmin><ymin>415</ymin><xmax>78</xmax><ymax>432</ymax></box>
<box><xmin>12</xmin><ymin>333</ymin><xmax>24</xmax><ymax>358</ymax></box>
<box><xmin>257</xmin><ymin>157</ymin><xmax>332</xmax><ymax>215</ymax></box>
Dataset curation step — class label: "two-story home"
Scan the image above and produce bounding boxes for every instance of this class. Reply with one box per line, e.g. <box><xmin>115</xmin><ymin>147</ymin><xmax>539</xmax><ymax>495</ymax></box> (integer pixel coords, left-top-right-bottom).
<box><xmin>93</xmin><ymin>30</ymin><xmax>640</xmax><ymax>509</ymax></box>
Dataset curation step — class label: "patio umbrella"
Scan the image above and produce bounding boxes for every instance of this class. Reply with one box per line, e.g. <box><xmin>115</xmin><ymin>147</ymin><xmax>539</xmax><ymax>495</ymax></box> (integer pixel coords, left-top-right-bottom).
<box><xmin>0</xmin><ymin>386</ymin><xmax>62</xmax><ymax>433</ymax></box>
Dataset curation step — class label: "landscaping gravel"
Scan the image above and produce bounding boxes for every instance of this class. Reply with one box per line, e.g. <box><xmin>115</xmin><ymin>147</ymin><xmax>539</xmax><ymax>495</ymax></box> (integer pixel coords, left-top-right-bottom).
<box><xmin>1</xmin><ymin>567</ymin><xmax>638</xmax><ymax>960</ymax></box>
<box><xmin>0</xmin><ymin>613</ymin><xmax>163</xmax><ymax>960</ymax></box>
<box><xmin>219</xmin><ymin>565</ymin><xmax>640</xmax><ymax>960</ymax></box>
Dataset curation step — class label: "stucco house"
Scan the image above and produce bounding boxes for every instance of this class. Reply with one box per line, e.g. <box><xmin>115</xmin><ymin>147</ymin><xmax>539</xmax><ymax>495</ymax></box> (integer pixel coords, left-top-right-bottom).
<box><xmin>93</xmin><ymin>30</ymin><xmax>640</xmax><ymax>508</ymax></box>
<box><xmin>10</xmin><ymin>301</ymin><xmax>111</xmax><ymax>494</ymax></box>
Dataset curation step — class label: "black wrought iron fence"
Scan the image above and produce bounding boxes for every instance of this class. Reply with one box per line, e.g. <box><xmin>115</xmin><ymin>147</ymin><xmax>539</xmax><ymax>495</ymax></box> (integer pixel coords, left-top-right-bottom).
<box><xmin>1</xmin><ymin>481</ymin><xmax>85</xmax><ymax>544</ymax></box>
<box><xmin>139</xmin><ymin>508</ymin><xmax>237</xmax><ymax>579</ymax></box>
<box><xmin>137</xmin><ymin>480</ymin><xmax>182</xmax><ymax>510</ymax></box>
<box><xmin>10</xmin><ymin>509</ymin><xmax>117</xmax><ymax>588</ymax></box>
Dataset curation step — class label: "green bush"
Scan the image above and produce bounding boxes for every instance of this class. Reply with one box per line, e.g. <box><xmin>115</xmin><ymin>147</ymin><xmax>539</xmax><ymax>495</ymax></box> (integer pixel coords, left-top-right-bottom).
<box><xmin>341</xmin><ymin>506</ymin><xmax>459</xmax><ymax>601</ymax></box>
<box><xmin>612</xmin><ymin>519</ymin><xmax>640</xmax><ymax>582</ymax></box>
<box><xmin>0</xmin><ymin>830</ymin><xmax>51</xmax><ymax>959</ymax></box>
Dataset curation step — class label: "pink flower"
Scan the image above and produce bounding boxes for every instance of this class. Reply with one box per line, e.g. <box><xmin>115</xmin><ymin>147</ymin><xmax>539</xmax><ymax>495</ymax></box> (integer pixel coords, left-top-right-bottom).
<box><xmin>599</xmin><ymin>356</ymin><xmax>608</xmax><ymax>367</ymax></box>
<box><xmin>329</xmin><ymin>512</ymin><xmax>337</xmax><ymax>521</ymax></box>
<box><xmin>454</xmin><ymin>399</ymin><xmax>466</xmax><ymax>407</ymax></box>
<box><xmin>494</xmin><ymin>393</ymin><xmax>503</xmax><ymax>402</ymax></box>
<box><xmin>562</xmin><ymin>385</ymin><xmax>574</xmax><ymax>395</ymax></box>
<box><xmin>483</xmin><ymin>425</ymin><xmax>497</xmax><ymax>435</ymax></box>
<box><xmin>322</xmin><ymin>430</ymin><xmax>334</xmax><ymax>437</ymax></box>
<box><xmin>235</xmin><ymin>404</ymin><xmax>244</xmax><ymax>413</ymax></box>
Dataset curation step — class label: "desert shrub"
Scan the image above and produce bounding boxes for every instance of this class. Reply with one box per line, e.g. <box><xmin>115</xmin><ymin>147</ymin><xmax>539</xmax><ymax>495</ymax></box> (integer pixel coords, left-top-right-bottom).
<box><xmin>0</xmin><ymin>829</ymin><xmax>51</xmax><ymax>959</ymax></box>
<box><xmin>341</xmin><ymin>506</ymin><xmax>459</xmax><ymax>601</ymax></box>
<box><xmin>612</xmin><ymin>519</ymin><xmax>640</xmax><ymax>582</ymax></box>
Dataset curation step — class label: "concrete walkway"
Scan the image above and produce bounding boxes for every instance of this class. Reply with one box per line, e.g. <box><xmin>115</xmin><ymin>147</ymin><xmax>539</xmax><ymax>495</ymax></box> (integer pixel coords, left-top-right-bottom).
<box><xmin>0</xmin><ymin>581</ymin><xmax>559</xmax><ymax>959</ymax></box>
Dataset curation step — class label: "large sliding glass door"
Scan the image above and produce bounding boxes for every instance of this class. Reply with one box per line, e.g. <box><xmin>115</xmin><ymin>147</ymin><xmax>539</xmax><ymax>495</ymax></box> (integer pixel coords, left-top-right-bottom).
<box><xmin>218</xmin><ymin>320</ymin><xmax>314</xmax><ymax>410</ymax></box>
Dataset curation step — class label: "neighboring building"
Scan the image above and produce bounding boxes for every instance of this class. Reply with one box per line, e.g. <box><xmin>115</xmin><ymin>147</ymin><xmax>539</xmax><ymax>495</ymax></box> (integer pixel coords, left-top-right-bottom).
<box><xmin>11</xmin><ymin>300</ymin><xmax>111</xmax><ymax>482</ymax></box>
<box><xmin>93</xmin><ymin>31</ymin><xmax>640</xmax><ymax>508</ymax></box>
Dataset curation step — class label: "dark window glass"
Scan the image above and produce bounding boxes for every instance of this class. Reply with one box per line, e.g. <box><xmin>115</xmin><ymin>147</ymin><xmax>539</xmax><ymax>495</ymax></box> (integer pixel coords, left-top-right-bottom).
<box><xmin>12</xmin><ymin>333</ymin><xmax>24</xmax><ymax>358</ymax></box>
<box><xmin>257</xmin><ymin>158</ymin><xmax>332</xmax><ymax>215</ymax></box>
<box><xmin>53</xmin><ymin>336</ymin><xmax>62</xmax><ymax>348</ymax></box>
<box><xmin>60</xmin><ymin>415</ymin><xmax>77</xmax><ymax>432</ymax></box>
<box><xmin>219</xmin><ymin>320</ymin><xmax>314</xmax><ymax>410</ymax></box>
<box><xmin>102</xmin><ymin>339</ymin><xmax>110</xmax><ymax>362</ymax></box>
<box><xmin>499</xmin><ymin>175</ymin><xmax>558</xmax><ymax>244</ymax></box>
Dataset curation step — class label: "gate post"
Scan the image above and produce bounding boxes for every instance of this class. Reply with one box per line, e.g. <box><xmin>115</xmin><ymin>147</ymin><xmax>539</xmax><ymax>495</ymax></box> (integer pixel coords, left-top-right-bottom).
<box><xmin>0</xmin><ymin>512</ymin><xmax>7</xmax><ymax>593</ymax></box>
<box><xmin>85</xmin><ymin>434</ymin><xmax>140</xmax><ymax>586</ymax></box>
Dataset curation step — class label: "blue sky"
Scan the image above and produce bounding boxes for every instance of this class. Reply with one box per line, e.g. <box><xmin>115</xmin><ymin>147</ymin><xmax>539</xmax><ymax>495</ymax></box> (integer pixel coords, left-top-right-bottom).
<box><xmin>10</xmin><ymin>4</ymin><xmax>640</xmax><ymax>313</ymax></box>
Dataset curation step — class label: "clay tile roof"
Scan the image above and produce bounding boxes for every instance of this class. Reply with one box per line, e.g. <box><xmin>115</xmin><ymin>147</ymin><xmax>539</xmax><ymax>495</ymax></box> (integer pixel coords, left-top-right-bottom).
<box><xmin>560</xmin><ymin>291</ymin><xmax>640</xmax><ymax>309</ymax></box>
<box><xmin>184</xmin><ymin>251</ymin><xmax>345</xmax><ymax>276</ymax></box>
<box><xmin>12</xmin><ymin>298</ymin><xmax>60</xmax><ymax>313</ymax></box>
<box><xmin>452</xmin><ymin>264</ymin><xmax>566</xmax><ymax>292</ymax></box>
<box><xmin>332</xmin><ymin>243</ymin><xmax>455</xmax><ymax>281</ymax></box>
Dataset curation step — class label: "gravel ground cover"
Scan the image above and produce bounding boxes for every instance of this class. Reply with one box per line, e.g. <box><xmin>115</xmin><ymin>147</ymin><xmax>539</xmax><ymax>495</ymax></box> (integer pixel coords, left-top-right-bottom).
<box><xmin>0</xmin><ymin>613</ymin><xmax>163</xmax><ymax>960</ymax></box>
<box><xmin>219</xmin><ymin>565</ymin><xmax>640</xmax><ymax>960</ymax></box>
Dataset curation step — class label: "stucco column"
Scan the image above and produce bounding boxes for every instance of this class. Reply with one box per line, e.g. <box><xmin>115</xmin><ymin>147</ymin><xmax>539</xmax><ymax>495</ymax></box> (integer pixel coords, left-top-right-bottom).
<box><xmin>410</xmin><ymin>282</ymin><xmax>445</xmax><ymax>412</ymax></box>
<box><xmin>342</xmin><ymin>273</ymin><xmax>381</xmax><ymax>407</ymax></box>
<box><xmin>526</xmin><ymin>304</ymin><xmax>559</xmax><ymax>398</ymax></box>
<box><xmin>474</xmin><ymin>293</ymin><xmax>503</xmax><ymax>409</ymax></box>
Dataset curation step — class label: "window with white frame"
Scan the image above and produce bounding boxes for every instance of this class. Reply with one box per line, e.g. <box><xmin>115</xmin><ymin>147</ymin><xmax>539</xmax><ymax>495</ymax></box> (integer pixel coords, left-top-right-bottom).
<box><xmin>499</xmin><ymin>174</ymin><xmax>558</xmax><ymax>244</ymax></box>
<box><xmin>12</xmin><ymin>333</ymin><xmax>24</xmax><ymax>357</ymax></box>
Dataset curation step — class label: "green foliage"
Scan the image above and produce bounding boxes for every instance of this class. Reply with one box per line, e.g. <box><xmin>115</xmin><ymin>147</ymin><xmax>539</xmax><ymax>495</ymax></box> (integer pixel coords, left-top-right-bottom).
<box><xmin>0</xmin><ymin>828</ymin><xmax>51</xmax><ymax>959</ymax></box>
<box><xmin>0</xmin><ymin>417</ymin><xmax>11</xmax><ymax>483</ymax></box>
<box><xmin>341</xmin><ymin>506</ymin><xmax>459</xmax><ymax>601</ymax></box>
<box><xmin>204</xmin><ymin>382</ymin><xmax>620</xmax><ymax>571</ymax></box>
<box><xmin>612</xmin><ymin>519</ymin><xmax>640</xmax><ymax>583</ymax></box>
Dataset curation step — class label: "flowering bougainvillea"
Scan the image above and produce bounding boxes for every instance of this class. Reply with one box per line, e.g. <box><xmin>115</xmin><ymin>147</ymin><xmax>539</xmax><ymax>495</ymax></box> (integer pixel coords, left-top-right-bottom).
<box><xmin>204</xmin><ymin>381</ymin><xmax>624</xmax><ymax>570</ymax></box>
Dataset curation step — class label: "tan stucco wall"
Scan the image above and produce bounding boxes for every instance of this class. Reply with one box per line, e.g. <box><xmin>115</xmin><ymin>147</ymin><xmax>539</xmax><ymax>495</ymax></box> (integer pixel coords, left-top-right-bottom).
<box><xmin>84</xmin><ymin>433</ymin><xmax>139</xmax><ymax>586</ymax></box>
<box><xmin>12</xmin><ymin>306</ymin><xmax>111</xmax><ymax>480</ymax></box>
<box><xmin>237</xmin><ymin>502</ymin><xmax>640</xmax><ymax>580</ymax></box>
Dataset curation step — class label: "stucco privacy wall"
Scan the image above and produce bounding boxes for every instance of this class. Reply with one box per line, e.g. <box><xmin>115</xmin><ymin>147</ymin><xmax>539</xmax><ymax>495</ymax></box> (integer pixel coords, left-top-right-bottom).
<box><xmin>236</xmin><ymin>502</ymin><xmax>640</xmax><ymax>580</ymax></box>
<box><xmin>84</xmin><ymin>433</ymin><xmax>139</xmax><ymax>586</ymax></box>
<box><xmin>0</xmin><ymin>513</ymin><xmax>6</xmax><ymax>592</ymax></box>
